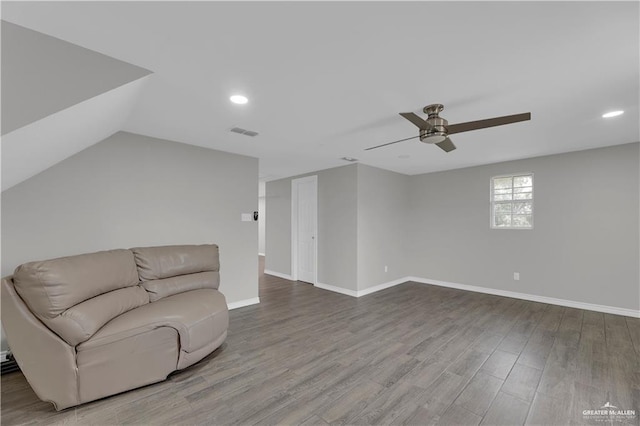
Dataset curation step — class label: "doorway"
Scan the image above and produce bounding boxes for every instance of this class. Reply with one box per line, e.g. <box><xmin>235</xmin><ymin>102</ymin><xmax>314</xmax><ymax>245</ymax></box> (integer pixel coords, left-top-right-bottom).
<box><xmin>291</xmin><ymin>175</ymin><xmax>317</xmax><ymax>284</ymax></box>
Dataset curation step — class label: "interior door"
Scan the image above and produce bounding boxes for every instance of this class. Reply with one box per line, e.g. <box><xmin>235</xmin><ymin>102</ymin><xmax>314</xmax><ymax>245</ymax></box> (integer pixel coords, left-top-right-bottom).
<box><xmin>294</xmin><ymin>176</ymin><xmax>317</xmax><ymax>284</ymax></box>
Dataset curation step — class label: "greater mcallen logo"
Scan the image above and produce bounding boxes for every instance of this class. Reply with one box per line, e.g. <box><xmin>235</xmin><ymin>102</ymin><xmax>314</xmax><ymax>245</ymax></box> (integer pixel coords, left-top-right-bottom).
<box><xmin>583</xmin><ymin>402</ymin><xmax>637</xmax><ymax>423</ymax></box>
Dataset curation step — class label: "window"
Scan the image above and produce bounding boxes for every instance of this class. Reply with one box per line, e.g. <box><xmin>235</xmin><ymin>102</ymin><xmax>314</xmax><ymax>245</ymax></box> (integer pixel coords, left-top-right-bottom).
<box><xmin>491</xmin><ymin>173</ymin><xmax>533</xmax><ymax>229</ymax></box>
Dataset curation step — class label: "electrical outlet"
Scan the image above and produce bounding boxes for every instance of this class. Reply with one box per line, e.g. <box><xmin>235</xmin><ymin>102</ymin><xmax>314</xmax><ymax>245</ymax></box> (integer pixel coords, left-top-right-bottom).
<box><xmin>513</xmin><ymin>272</ymin><xmax>520</xmax><ymax>281</ymax></box>
<box><xmin>384</xmin><ymin>265</ymin><xmax>388</xmax><ymax>273</ymax></box>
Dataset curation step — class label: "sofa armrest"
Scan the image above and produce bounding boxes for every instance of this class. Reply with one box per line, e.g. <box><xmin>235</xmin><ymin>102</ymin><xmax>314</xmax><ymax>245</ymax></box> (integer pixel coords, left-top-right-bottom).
<box><xmin>1</xmin><ymin>277</ymin><xmax>79</xmax><ymax>410</ymax></box>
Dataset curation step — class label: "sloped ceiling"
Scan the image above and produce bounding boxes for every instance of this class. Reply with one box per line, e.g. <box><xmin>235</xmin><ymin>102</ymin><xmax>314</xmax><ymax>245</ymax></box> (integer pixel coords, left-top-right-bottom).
<box><xmin>1</xmin><ymin>20</ymin><xmax>152</xmax><ymax>190</ymax></box>
<box><xmin>1</xmin><ymin>21</ymin><xmax>151</xmax><ymax>135</ymax></box>
<box><xmin>1</xmin><ymin>2</ymin><xmax>638</xmax><ymax>183</ymax></box>
<box><xmin>1</xmin><ymin>78</ymin><xmax>149</xmax><ymax>191</ymax></box>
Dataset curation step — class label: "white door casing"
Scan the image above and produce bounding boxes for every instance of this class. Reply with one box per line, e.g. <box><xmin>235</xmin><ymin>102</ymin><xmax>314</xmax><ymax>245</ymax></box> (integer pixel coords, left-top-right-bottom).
<box><xmin>291</xmin><ymin>176</ymin><xmax>317</xmax><ymax>284</ymax></box>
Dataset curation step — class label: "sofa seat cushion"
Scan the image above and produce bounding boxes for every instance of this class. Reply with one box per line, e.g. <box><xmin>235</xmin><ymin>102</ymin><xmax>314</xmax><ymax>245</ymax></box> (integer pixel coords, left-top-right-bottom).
<box><xmin>78</xmin><ymin>289</ymin><xmax>228</xmax><ymax>354</ymax></box>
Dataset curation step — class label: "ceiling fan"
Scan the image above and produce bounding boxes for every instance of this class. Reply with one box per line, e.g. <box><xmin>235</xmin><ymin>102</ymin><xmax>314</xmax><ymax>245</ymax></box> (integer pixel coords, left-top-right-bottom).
<box><xmin>365</xmin><ymin>104</ymin><xmax>531</xmax><ymax>152</ymax></box>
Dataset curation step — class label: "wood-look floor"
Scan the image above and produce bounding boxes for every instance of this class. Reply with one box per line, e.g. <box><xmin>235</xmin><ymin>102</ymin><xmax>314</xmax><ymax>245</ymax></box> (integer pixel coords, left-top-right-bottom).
<box><xmin>2</xmin><ymin>257</ymin><xmax>639</xmax><ymax>425</ymax></box>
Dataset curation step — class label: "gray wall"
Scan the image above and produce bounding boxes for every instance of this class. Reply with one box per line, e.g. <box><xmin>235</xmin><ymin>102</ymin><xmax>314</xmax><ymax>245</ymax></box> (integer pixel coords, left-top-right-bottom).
<box><xmin>265</xmin><ymin>178</ymin><xmax>292</xmax><ymax>274</ymax></box>
<box><xmin>357</xmin><ymin>164</ymin><xmax>410</xmax><ymax>290</ymax></box>
<box><xmin>1</xmin><ymin>131</ymin><xmax>259</xmax><ymax>350</ymax></box>
<box><xmin>319</xmin><ymin>165</ymin><xmax>358</xmax><ymax>290</ymax></box>
<box><xmin>1</xmin><ymin>21</ymin><xmax>150</xmax><ymax>134</ymax></box>
<box><xmin>265</xmin><ymin>143</ymin><xmax>638</xmax><ymax>313</ymax></box>
<box><xmin>407</xmin><ymin>143</ymin><xmax>640</xmax><ymax>311</ymax></box>
<box><xmin>265</xmin><ymin>164</ymin><xmax>358</xmax><ymax>291</ymax></box>
<box><xmin>265</xmin><ymin>163</ymin><xmax>411</xmax><ymax>292</ymax></box>
<box><xmin>258</xmin><ymin>195</ymin><xmax>266</xmax><ymax>255</ymax></box>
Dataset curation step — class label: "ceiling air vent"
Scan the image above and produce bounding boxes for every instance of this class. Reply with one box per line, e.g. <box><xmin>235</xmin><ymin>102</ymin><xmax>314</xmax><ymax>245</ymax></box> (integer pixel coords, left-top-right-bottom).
<box><xmin>230</xmin><ymin>127</ymin><xmax>259</xmax><ymax>137</ymax></box>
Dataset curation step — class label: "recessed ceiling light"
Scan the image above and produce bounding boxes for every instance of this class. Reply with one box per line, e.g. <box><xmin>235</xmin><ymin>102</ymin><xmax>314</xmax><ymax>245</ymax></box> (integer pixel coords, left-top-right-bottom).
<box><xmin>602</xmin><ymin>110</ymin><xmax>624</xmax><ymax>118</ymax></box>
<box><xmin>230</xmin><ymin>95</ymin><xmax>248</xmax><ymax>105</ymax></box>
<box><xmin>341</xmin><ymin>157</ymin><xmax>358</xmax><ymax>162</ymax></box>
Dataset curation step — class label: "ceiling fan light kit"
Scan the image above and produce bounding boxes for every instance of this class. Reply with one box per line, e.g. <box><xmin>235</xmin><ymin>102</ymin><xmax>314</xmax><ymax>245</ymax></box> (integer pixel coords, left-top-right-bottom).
<box><xmin>366</xmin><ymin>103</ymin><xmax>531</xmax><ymax>153</ymax></box>
<box><xmin>419</xmin><ymin>104</ymin><xmax>448</xmax><ymax>144</ymax></box>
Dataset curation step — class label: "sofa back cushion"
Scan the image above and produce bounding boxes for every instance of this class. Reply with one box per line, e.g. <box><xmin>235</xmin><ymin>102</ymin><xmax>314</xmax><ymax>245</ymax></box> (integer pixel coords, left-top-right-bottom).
<box><xmin>13</xmin><ymin>249</ymin><xmax>140</xmax><ymax>319</ymax></box>
<box><xmin>141</xmin><ymin>272</ymin><xmax>219</xmax><ymax>302</ymax></box>
<box><xmin>45</xmin><ymin>286</ymin><xmax>149</xmax><ymax>346</ymax></box>
<box><xmin>132</xmin><ymin>245</ymin><xmax>220</xmax><ymax>302</ymax></box>
<box><xmin>132</xmin><ymin>244</ymin><xmax>220</xmax><ymax>280</ymax></box>
<box><xmin>12</xmin><ymin>249</ymin><xmax>147</xmax><ymax>346</ymax></box>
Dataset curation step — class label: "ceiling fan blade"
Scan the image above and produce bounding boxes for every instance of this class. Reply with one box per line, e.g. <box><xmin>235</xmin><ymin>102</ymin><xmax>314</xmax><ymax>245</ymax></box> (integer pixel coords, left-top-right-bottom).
<box><xmin>399</xmin><ymin>112</ymin><xmax>432</xmax><ymax>130</ymax></box>
<box><xmin>447</xmin><ymin>112</ymin><xmax>531</xmax><ymax>135</ymax></box>
<box><xmin>365</xmin><ymin>135</ymin><xmax>420</xmax><ymax>151</ymax></box>
<box><xmin>436</xmin><ymin>138</ymin><xmax>456</xmax><ymax>152</ymax></box>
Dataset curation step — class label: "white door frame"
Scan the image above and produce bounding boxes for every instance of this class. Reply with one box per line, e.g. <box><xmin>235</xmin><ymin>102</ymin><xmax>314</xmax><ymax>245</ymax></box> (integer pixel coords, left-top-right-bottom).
<box><xmin>291</xmin><ymin>175</ymin><xmax>318</xmax><ymax>284</ymax></box>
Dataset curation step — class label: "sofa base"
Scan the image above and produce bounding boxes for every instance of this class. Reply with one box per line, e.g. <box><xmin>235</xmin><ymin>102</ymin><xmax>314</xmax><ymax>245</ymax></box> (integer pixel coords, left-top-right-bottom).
<box><xmin>178</xmin><ymin>330</ymin><xmax>227</xmax><ymax>370</ymax></box>
<box><xmin>77</xmin><ymin>327</ymin><xmax>179</xmax><ymax>406</ymax></box>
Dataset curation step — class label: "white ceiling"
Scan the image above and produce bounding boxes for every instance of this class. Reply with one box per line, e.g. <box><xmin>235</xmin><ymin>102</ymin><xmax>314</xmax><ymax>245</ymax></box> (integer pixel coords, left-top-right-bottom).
<box><xmin>3</xmin><ymin>1</ymin><xmax>638</xmax><ymax>182</ymax></box>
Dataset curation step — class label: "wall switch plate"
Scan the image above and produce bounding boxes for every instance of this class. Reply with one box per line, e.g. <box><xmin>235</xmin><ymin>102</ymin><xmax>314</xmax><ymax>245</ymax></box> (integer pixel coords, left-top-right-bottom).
<box><xmin>384</xmin><ymin>265</ymin><xmax>388</xmax><ymax>272</ymax></box>
<box><xmin>513</xmin><ymin>272</ymin><xmax>520</xmax><ymax>281</ymax></box>
<box><xmin>241</xmin><ymin>213</ymin><xmax>252</xmax><ymax>222</ymax></box>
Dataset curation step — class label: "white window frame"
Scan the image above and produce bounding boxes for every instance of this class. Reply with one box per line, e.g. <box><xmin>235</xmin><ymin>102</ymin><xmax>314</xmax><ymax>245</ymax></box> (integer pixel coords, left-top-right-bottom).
<box><xmin>490</xmin><ymin>173</ymin><xmax>534</xmax><ymax>230</ymax></box>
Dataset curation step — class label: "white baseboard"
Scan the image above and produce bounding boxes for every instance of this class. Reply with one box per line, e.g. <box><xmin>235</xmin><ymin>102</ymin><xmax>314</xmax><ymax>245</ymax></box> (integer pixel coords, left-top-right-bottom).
<box><xmin>313</xmin><ymin>275</ymin><xmax>639</xmax><ymax>318</ymax></box>
<box><xmin>227</xmin><ymin>297</ymin><xmax>260</xmax><ymax>310</ymax></box>
<box><xmin>315</xmin><ymin>282</ymin><xmax>358</xmax><ymax>297</ymax></box>
<box><xmin>258</xmin><ymin>253</ymin><xmax>265</xmax><ymax>257</ymax></box>
<box><xmin>1</xmin><ymin>350</ymin><xmax>9</xmax><ymax>363</ymax></box>
<box><xmin>315</xmin><ymin>277</ymin><xmax>406</xmax><ymax>298</ymax></box>
<box><xmin>264</xmin><ymin>269</ymin><xmax>293</xmax><ymax>281</ymax></box>
<box><xmin>357</xmin><ymin>277</ymin><xmax>408</xmax><ymax>297</ymax></box>
<box><xmin>407</xmin><ymin>276</ymin><xmax>640</xmax><ymax>319</ymax></box>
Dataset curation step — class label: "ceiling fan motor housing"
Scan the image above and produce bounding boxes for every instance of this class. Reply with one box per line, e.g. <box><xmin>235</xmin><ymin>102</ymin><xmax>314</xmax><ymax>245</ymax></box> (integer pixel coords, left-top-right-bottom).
<box><xmin>420</xmin><ymin>104</ymin><xmax>448</xmax><ymax>144</ymax></box>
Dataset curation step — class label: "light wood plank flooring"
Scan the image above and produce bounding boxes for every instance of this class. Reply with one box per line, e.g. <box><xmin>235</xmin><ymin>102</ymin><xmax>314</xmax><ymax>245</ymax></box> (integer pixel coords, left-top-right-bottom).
<box><xmin>2</xmin><ymin>258</ymin><xmax>639</xmax><ymax>425</ymax></box>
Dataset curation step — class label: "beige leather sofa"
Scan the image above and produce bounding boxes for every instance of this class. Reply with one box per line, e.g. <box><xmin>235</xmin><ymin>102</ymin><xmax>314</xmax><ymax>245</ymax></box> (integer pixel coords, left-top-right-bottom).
<box><xmin>1</xmin><ymin>244</ymin><xmax>228</xmax><ymax>410</ymax></box>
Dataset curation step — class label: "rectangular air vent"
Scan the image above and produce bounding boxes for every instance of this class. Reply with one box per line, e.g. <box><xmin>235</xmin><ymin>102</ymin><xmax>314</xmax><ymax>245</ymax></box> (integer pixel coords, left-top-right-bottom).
<box><xmin>230</xmin><ymin>127</ymin><xmax>259</xmax><ymax>137</ymax></box>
